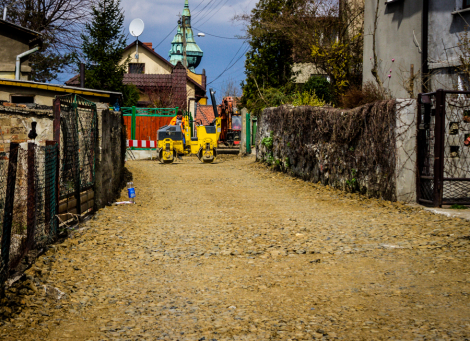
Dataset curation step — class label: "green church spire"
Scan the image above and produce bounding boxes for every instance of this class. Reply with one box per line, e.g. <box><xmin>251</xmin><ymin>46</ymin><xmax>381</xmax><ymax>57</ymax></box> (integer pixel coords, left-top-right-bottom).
<box><xmin>169</xmin><ymin>0</ymin><xmax>203</xmax><ymax>72</ymax></box>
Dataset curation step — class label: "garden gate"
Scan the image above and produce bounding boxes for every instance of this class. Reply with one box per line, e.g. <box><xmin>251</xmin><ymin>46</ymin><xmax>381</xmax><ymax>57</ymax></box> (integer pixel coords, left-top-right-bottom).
<box><xmin>417</xmin><ymin>89</ymin><xmax>470</xmax><ymax>207</ymax></box>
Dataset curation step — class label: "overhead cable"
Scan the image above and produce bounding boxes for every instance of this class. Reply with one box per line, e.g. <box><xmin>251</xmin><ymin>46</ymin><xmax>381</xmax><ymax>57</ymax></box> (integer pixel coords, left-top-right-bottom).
<box><xmin>194</xmin><ymin>0</ymin><xmax>230</xmax><ymax>27</ymax></box>
<box><xmin>207</xmin><ymin>42</ymin><xmax>249</xmax><ymax>85</ymax></box>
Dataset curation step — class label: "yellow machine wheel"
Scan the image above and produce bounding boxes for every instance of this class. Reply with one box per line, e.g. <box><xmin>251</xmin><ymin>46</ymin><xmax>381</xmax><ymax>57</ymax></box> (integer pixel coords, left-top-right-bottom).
<box><xmin>158</xmin><ymin>148</ymin><xmax>177</xmax><ymax>164</ymax></box>
<box><xmin>197</xmin><ymin>146</ymin><xmax>217</xmax><ymax>164</ymax></box>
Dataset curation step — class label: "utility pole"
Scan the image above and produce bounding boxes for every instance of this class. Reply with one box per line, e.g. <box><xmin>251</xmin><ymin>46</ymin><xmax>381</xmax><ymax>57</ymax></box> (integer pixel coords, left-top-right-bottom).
<box><xmin>182</xmin><ymin>15</ymin><xmax>187</xmax><ymax>68</ymax></box>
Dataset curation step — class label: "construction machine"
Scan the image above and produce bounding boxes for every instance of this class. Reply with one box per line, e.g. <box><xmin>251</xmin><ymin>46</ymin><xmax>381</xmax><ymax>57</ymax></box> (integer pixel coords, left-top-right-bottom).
<box><xmin>218</xmin><ymin>96</ymin><xmax>242</xmax><ymax>151</ymax></box>
<box><xmin>156</xmin><ymin>88</ymin><xmax>221</xmax><ymax>164</ymax></box>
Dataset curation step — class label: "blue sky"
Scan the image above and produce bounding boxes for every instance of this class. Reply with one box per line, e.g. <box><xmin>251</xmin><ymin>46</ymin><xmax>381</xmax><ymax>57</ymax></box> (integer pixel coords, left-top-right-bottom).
<box><xmin>58</xmin><ymin>0</ymin><xmax>257</xmax><ymax>100</ymax></box>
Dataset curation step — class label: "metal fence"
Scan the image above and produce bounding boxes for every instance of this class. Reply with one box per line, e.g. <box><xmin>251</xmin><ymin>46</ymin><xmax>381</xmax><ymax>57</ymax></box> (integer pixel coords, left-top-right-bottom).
<box><xmin>57</xmin><ymin>94</ymin><xmax>97</xmax><ymax>213</ymax></box>
<box><xmin>0</xmin><ymin>142</ymin><xmax>59</xmax><ymax>290</ymax></box>
<box><xmin>0</xmin><ymin>95</ymin><xmax>96</xmax><ymax>292</ymax></box>
<box><xmin>418</xmin><ymin>90</ymin><xmax>470</xmax><ymax>206</ymax></box>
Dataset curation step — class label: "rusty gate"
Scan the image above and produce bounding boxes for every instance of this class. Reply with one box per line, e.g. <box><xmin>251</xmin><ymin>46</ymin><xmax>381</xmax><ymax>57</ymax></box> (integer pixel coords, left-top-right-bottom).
<box><xmin>417</xmin><ymin>89</ymin><xmax>470</xmax><ymax>207</ymax></box>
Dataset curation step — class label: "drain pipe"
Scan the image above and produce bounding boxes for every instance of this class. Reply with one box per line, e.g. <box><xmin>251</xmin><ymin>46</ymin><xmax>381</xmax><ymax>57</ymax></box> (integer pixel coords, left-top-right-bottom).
<box><xmin>3</xmin><ymin>7</ymin><xmax>7</xmax><ymax>20</ymax></box>
<box><xmin>15</xmin><ymin>46</ymin><xmax>40</xmax><ymax>80</ymax></box>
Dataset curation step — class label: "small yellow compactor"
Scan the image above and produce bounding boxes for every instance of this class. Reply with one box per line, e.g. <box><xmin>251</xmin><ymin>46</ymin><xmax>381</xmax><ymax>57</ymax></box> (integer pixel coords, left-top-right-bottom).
<box><xmin>156</xmin><ymin>89</ymin><xmax>221</xmax><ymax>164</ymax></box>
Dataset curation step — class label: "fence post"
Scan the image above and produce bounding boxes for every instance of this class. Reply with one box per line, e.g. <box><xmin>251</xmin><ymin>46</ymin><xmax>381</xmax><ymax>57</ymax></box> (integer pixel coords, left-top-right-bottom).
<box><xmin>45</xmin><ymin>141</ymin><xmax>59</xmax><ymax>235</ymax></box>
<box><xmin>26</xmin><ymin>143</ymin><xmax>35</xmax><ymax>249</ymax></box>
<box><xmin>131</xmin><ymin>106</ymin><xmax>136</xmax><ymax>141</ymax></box>
<box><xmin>73</xmin><ymin>98</ymin><xmax>81</xmax><ymax>216</ymax></box>
<box><xmin>53</xmin><ymin>98</ymin><xmax>61</xmax><ymax>147</ymax></box>
<box><xmin>246</xmin><ymin>112</ymin><xmax>251</xmax><ymax>154</ymax></box>
<box><xmin>252</xmin><ymin>117</ymin><xmax>257</xmax><ymax>147</ymax></box>
<box><xmin>434</xmin><ymin>90</ymin><xmax>445</xmax><ymax>207</ymax></box>
<box><xmin>0</xmin><ymin>142</ymin><xmax>19</xmax><ymax>294</ymax></box>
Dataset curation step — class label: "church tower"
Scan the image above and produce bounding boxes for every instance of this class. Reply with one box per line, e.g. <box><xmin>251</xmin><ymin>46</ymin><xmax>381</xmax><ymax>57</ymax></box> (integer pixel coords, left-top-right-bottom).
<box><xmin>169</xmin><ymin>0</ymin><xmax>203</xmax><ymax>72</ymax></box>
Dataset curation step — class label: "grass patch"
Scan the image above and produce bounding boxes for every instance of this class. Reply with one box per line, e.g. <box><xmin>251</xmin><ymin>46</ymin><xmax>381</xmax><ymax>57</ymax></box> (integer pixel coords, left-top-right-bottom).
<box><xmin>450</xmin><ymin>204</ymin><xmax>468</xmax><ymax>209</ymax></box>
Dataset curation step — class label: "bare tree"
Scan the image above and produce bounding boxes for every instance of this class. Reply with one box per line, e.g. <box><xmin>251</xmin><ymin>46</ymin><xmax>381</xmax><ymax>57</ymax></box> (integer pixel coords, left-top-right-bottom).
<box><xmin>219</xmin><ymin>77</ymin><xmax>241</xmax><ymax>102</ymax></box>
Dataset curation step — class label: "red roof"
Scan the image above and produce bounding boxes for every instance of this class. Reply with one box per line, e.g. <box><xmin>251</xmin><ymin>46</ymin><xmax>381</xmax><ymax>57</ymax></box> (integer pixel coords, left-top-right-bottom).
<box><xmin>196</xmin><ymin>105</ymin><xmax>216</xmax><ymax>125</ymax></box>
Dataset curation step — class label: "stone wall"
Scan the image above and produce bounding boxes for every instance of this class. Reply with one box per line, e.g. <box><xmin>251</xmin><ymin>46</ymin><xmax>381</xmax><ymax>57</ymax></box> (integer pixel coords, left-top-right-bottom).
<box><xmin>256</xmin><ymin>100</ymin><xmax>417</xmax><ymax>202</ymax></box>
<box><xmin>0</xmin><ymin>105</ymin><xmax>54</xmax><ymax>146</ymax></box>
<box><xmin>94</xmin><ymin>104</ymin><xmax>126</xmax><ymax>208</ymax></box>
<box><xmin>0</xmin><ymin>102</ymin><xmax>126</xmax><ymax>209</ymax></box>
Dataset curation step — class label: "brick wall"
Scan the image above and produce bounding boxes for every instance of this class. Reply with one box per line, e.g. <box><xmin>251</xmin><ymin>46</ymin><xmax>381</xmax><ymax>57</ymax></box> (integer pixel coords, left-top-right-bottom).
<box><xmin>171</xmin><ymin>62</ymin><xmax>188</xmax><ymax>110</ymax></box>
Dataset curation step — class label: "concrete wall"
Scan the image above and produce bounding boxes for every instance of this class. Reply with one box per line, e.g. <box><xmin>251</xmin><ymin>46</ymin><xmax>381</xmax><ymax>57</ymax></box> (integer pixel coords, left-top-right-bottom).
<box><xmin>292</xmin><ymin>63</ymin><xmax>323</xmax><ymax>84</ymax></box>
<box><xmin>363</xmin><ymin>0</ymin><xmax>423</xmax><ymax>98</ymax></box>
<box><xmin>94</xmin><ymin>104</ymin><xmax>126</xmax><ymax>208</ymax></box>
<box><xmin>428</xmin><ymin>1</ymin><xmax>470</xmax><ymax>91</ymax></box>
<box><xmin>256</xmin><ymin>100</ymin><xmax>417</xmax><ymax>202</ymax></box>
<box><xmin>364</xmin><ymin>0</ymin><xmax>470</xmax><ymax>96</ymax></box>
<box><xmin>395</xmin><ymin>99</ymin><xmax>417</xmax><ymax>202</ymax></box>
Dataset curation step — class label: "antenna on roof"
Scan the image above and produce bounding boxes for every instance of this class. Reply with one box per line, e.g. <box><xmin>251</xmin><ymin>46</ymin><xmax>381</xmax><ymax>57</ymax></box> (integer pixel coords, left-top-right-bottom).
<box><xmin>129</xmin><ymin>18</ymin><xmax>145</xmax><ymax>60</ymax></box>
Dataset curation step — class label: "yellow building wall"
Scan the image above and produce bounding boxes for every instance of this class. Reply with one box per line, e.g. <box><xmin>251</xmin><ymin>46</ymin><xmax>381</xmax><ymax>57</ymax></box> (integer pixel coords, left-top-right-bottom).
<box><xmin>121</xmin><ymin>48</ymin><xmax>173</xmax><ymax>74</ymax></box>
<box><xmin>187</xmin><ymin>70</ymin><xmax>203</xmax><ymax>86</ymax></box>
<box><xmin>186</xmin><ymin>82</ymin><xmax>196</xmax><ymax>100</ymax></box>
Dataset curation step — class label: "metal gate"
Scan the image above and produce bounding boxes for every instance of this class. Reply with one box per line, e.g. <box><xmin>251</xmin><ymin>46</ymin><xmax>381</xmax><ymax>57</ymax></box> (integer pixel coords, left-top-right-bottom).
<box><xmin>55</xmin><ymin>94</ymin><xmax>97</xmax><ymax>214</ymax></box>
<box><xmin>417</xmin><ymin>89</ymin><xmax>470</xmax><ymax>207</ymax></box>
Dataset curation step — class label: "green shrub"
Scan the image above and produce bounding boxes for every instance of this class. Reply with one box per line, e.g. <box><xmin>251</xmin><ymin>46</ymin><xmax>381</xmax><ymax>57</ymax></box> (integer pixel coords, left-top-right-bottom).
<box><xmin>292</xmin><ymin>91</ymin><xmax>325</xmax><ymax>107</ymax></box>
<box><xmin>303</xmin><ymin>76</ymin><xmax>332</xmax><ymax>103</ymax></box>
<box><xmin>122</xmin><ymin>84</ymin><xmax>140</xmax><ymax>107</ymax></box>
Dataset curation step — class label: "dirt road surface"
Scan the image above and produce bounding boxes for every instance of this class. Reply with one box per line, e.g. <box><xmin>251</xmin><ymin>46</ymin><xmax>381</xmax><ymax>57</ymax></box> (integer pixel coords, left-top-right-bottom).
<box><xmin>1</xmin><ymin>155</ymin><xmax>470</xmax><ymax>340</ymax></box>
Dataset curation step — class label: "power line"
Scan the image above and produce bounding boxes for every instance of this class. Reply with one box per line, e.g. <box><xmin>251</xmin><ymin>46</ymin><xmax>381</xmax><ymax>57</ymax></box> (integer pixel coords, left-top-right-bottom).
<box><xmin>207</xmin><ymin>42</ymin><xmax>249</xmax><ymax>85</ymax></box>
<box><xmin>193</xmin><ymin>0</ymin><xmax>225</xmax><ymax>25</ymax></box>
<box><xmin>192</xmin><ymin>0</ymin><xmax>216</xmax><ymax>20</ymax></box>
<box><xmin>195</xmin><ymin>0</ymin><xmax>230</xmax><ymax>27</ymax></box>
<box><xmin>154</xmin><ymin>24</ymin><xmax>178</xmax><ymax>49</ymax></box>
<box><xmin>192</xmin><ymin>0</ymin><xmax>206</xmax><ymax>12</ymax></box>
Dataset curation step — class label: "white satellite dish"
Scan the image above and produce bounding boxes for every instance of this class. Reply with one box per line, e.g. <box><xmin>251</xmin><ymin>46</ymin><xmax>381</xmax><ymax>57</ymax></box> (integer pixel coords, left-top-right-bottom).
<box><xmin>129</xmin><ymin>18</ymin><xmax>144</xmax><ymax>37</ymax></box>
<box><xmin>129</xmin><ymin>18</ymin><xmax>145</xmax><ymax>60</ymax></box>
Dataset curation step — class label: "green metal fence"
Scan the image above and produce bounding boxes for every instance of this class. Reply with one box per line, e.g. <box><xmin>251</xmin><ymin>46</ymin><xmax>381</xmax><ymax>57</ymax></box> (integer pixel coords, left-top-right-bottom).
<box><xmin>121</xmin><ymin>106</ymin><xmax>193</xmax><ymax>149</ymax></box>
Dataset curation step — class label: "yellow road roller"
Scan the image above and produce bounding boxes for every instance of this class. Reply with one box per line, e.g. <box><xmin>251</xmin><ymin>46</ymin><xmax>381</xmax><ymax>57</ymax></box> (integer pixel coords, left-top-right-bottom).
<box><xmin>156</xmin><ymin>89</ymin><xmax>221</xmax><ymax>164</ymax></box>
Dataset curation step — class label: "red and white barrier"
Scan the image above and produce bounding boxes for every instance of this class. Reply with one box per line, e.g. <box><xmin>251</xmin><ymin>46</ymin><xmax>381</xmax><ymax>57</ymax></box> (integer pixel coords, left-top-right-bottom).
<box><xmin>127</xmin><ymin>140</ymin><xmax>156</xmax><ymax>148</ymax></box>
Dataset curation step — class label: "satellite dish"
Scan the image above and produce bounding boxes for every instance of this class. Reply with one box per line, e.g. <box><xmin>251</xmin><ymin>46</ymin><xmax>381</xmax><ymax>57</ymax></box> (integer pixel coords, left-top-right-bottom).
<box><xmin>129</xmin><ymin>18</ymin><xmax>144</xmax><ymax>37</ymax></box>
<box><xmin>129</xmin><ymin>18</ymin><xmax>144</xmax><ymax>60</ymax></box>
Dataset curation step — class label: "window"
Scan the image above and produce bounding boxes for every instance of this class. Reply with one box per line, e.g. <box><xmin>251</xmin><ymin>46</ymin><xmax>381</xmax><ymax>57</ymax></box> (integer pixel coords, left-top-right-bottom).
<box><xmin>10</xmin><ymin>95</ymin><xmax>34</xmax><ymax>104</ymax></box>
<box><xmin>128</xmin><ymin>63</ymin><xmax>145</xmax><ymax>74</ymax></box>
<box><xmin>465</xmin><ymin>0</ymin><xmax>470</xmax><ymax>9</ymax></box>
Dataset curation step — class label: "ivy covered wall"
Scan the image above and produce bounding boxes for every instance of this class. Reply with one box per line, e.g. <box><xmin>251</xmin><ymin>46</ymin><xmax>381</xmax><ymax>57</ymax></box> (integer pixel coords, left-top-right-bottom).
<box><xmin>256</xmin><ymin>100</ymin><xmax>417</xmax><ymax>202</ymax></box>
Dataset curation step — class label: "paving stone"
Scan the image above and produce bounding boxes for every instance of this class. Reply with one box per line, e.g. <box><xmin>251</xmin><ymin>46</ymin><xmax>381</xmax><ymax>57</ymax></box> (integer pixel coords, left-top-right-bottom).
<box><xmin>1</xmin><ymin>155</ymin><xmax>470</xmax><ymax>339</ymax></box>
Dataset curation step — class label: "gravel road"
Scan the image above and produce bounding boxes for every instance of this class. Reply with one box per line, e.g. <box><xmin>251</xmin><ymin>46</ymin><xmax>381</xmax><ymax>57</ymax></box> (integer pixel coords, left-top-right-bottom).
<box><xmin>1</xmin><ymin>155</ymin><xmax>470</xmax><ymax>340</ymax></box>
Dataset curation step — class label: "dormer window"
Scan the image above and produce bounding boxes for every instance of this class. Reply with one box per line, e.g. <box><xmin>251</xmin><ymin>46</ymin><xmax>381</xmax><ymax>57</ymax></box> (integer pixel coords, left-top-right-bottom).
<box><xmin>129</xmin><ymin>63</ymin><xmax>145</xmax><ymax>74</ymax></box>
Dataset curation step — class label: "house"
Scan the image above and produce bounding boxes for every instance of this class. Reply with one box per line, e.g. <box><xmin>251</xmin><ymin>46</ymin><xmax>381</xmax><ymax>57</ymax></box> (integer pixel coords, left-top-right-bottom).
<box><xmin>121</xmin><ymin>40</ymin><xmax>207</xmax><ymax>110</ymax></box>
<box><xmin>0</xmin><ymin>19</ymin><xmax>42</xmax><ymax>81</ymax></box>
<box><xmin>363</xmin><ymin>0</ymin><xmax>470</xmax><ymax>98</ymax></box>
<box><xmin>292</xmin><ymin>0</ymin><xmax>363</xmax><ymax>85</ymax></box>
<box><xmin>0</xmin><ymin>19</ymin><xmax>120</xmax><ymax>106</ymax></box>
<box><xmin>66</xmin><ymin>40</ymin><xmax>207</xmax><ymax>118</ymax></box>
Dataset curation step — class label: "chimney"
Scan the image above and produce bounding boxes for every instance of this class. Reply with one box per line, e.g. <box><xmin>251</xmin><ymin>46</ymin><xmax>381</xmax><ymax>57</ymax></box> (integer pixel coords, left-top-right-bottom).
<box><xmin>143</xmin><ymin>42</ymin><xmax>153</xmax><ymax>50</ymax></box>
